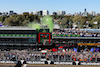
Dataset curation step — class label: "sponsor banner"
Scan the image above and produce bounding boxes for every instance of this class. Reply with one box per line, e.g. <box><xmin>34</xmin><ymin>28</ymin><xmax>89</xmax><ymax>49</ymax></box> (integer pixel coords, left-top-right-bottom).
<box><xmin>0</xmin><ymin>34</ymin><xmax>37</xmax><ymax>37</ymax></box>
<box><xmin>26</xmin><ymin>61</ymin><xmax>45</xmax><ymax>64</ymax></box>
<box><xmin>0</xmin><ymin>43</ymin><xmax>36</xmax><ymax>45</ymax></box>
<box><xmin>81</xmin><ymin>62</ymin><xmax>100</xmax><ymax>65</ymax></box>
<box><xmin>53</xmin><ymin>34</ymin><xmax>81</xmax><ymax>37</ymax></box>
<box><xmin>0</xmin><ymin>61</ymin><xmax>45</xmax><ymax>64</ymax></box>
<box><xmin>54</xmin><ymin>62</ymin><xmax>72</xmax><ymax>65</ymax></box>
<box><xmin>78</xmin><ymin>43</ymin><xmax>100</xmax><ymax>46</ymax></box>
<box><xmin>0</xmin><ymin>61</ymin><xmax>100</xmax><ymax>65</ymax></box>
<box><xmin>0</xmin><ymin>61</ymin><xmax>17</xmax><ymax>64</ymax></box>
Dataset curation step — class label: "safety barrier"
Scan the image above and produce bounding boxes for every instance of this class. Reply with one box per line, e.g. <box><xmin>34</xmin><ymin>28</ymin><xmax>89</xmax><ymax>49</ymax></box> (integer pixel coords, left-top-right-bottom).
<box><xmin>0</xmin><ymin>51</ymin><xmax>100</xmax><ymax>65</ymax></box>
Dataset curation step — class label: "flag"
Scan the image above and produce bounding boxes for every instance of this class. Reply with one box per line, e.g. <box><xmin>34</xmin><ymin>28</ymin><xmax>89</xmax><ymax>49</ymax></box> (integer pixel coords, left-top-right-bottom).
<box><xmin>0</xmin><ymin>23</ymin><xmax>3</xmax><ymax>26</ymax></box>
<box><xmin>73</xmin><ymin>48</ymin><xmax>77</xmax><ymax>52</ymax></box>
<box><xmin>69</xmin><ymin>22</ymin><xmax>71</xmax><ymax>24</ymax></box>
<box><xmin>95</xmin><ymin>48</ymin><xmax>99</xmax><ymax>52</ymax></box>
<box><xmin>90</xmin><ymin>48</ymin><xmax>94</xmax><ymax>52</ymax></box>
<box><xmin>94</xmin><ymin>21</ymin><xmax>98</xmax><ymax>24</ymax></box>
<box><xmin>77</xmin><ymin>22</ymin><xmax>79</xmax><ymax>24</ymax></box>
<box><xmin>40</xmin><ymin>18</ymin><xmax>42</xmax><ymax>21</ymax></box>
<box><xmin>60</xmin><ymin>22</ymin><xmax>62</xmax><ymax>24</ymax></box>
<box><xmin>86</xmin><ymin>21</ymin><xmax>88</xmax><ymax>24</ymax></box>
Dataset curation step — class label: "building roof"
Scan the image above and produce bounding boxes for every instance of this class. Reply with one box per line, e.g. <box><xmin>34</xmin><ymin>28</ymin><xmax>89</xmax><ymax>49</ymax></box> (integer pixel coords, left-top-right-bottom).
<box><xmin>0</xmin><ymin>26</ymin><xmax>36</xmax><ymax>30</ymax></box>
<box><xmin>84</xmin><ymin>29</ymin><xmax>100</xmax><ymax>33</ymax></box>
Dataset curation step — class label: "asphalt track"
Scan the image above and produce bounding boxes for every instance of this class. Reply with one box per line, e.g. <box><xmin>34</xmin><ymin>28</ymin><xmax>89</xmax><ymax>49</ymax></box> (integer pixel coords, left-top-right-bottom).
<box><xmin>0</xmin><ymin>64</ymin><xmax>100</xmax><ymax>67</ymax></box>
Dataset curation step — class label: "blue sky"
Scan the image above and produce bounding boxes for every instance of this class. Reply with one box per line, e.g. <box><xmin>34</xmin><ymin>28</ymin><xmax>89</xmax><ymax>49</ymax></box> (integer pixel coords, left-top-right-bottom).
<box><xmin>0</xmin><ymin>0</ymin><xmax>100</xmax><ymax>14</ymax></box>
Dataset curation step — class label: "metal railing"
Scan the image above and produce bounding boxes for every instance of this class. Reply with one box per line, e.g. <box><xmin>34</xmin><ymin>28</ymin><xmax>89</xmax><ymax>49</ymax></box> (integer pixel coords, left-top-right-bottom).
<box><xmin>0</xmin><ymin>51</ymin><xmax>100</xmax><ymax>63</ymax></box>
<box><xmin>52</xmin><ymin>37</ymin><xmax>100</xmax><ymax>39</ymax></box>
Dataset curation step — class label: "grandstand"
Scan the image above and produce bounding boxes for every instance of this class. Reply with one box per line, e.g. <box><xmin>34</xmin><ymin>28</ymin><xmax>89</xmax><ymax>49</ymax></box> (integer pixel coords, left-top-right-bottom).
<box><xmin>0</xmin><ymin>26</ymin><xmax>38</xmax><ymax>50</ymax></box>
<box><xmin>0</xmin><ymin>26</ymin><xmax>52</xmax><ymax>50</ymax></box>
<box><xmin>52</xmin><ymin>28</ymin><xmax>100</xmax><ymax>51</ymax></box>
<box><xmin>0</xmin><ymin>27</ymin><xmax>100</xmax><ymax>65</ymax></box>
<box><xmin>0</xmin><ymin>27</ymin><xmax>100</xmax><ymax>50</ymax></box>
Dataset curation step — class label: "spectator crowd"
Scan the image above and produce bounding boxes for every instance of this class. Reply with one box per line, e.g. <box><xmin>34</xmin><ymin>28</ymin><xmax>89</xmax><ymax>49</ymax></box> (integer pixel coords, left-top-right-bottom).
<box><xmin>0</xmin><ymin>48</ymin><xmax>100</xmax><ymax>63</ymax></box>
<box><xmin>52</xmin><ymin>28</ymin><xmax>100</xmax><ymax>37</ymax></box>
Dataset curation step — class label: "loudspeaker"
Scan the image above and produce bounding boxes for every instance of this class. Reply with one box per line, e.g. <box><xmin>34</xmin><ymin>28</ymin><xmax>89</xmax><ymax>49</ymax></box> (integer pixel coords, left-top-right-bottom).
<box><xmin>50</xmin><ymin>61</ymin><xmax>54</xmax><ymax>64</ymax></box>
<box><xmin>23</xmin><ymin>61</ymin><xmax>27</xmax><ymax>64</ymax></box>
<box><xmin>15</xmin><ymin>61</ymin><xmax>22</xmax><ymax>67</ymax></box>
<box><xmin>45</xmin><ymin>61</ymin><xmax>48</xmax><ymax>64</ymax></box>
<box><xmin>78</xmin><ymin>62</ymin><xmax>81</xmax><ymax>65</ymax></box>
<box><xmin>73</xmin><ymin>62</ymin><xmax>76</xmax><ymax>65</ymax></box>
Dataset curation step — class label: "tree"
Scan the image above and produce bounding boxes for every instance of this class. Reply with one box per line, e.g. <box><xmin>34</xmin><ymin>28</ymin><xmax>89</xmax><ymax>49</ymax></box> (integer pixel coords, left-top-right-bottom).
<box><xmin>4</xmin><ymin>16</ymin><xmax>22</xmax><ymax>26</ymax></box>
<box><xmin>72</xmin><ymin>16</ymin><xmax>88</xmax><ymax>28</ymax></box>
<box><xmin>90</xmin><ymin>16</ymin><xmax>100</xmax><ymax>29</ymax></box>
<box><xmin>22</xmin><ymin>20</ymin><xmax>30</xmax><ymax>26</ymax></box>
<box><xmin>0</xmin><ymin>16</ymin><xmax>8</xmax><ymax>22</ymax></box>
<box><xmin>58</xmin><ymin>17</ymin><xmax>73</xmax><ymax>28</ymax></box>
<box><xmin>4</xmin><ymin>14</ymin><xmax>41</xmax><ymax>26</ymax></box>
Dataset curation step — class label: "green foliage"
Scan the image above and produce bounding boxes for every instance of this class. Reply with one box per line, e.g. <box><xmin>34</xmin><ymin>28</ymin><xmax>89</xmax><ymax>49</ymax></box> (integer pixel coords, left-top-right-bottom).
<box><xmin>89</xmin><ymin>16</ymin><xmax>100</xmax><ymax>28</ymax></box>
<box><xmin>0</xmin><ymin>14</ymin><xmax>100</xmax><ymax>29</ymax></box>
<box><xmin>0</xmin><ymin>16</ymin><xmax>8</xmax><ymax>22</ymax></box>
<box><xmin>3</xmin><ymin>14</ymin><xmax>40</xmax><ymax>26</ymax></box>
<box><xmin>4</xmin><ymin>16</ymin><xmax>21</xmax><ymax>26</ymax></box>
<box><xmin>58</xmin><ymin>16</ymin><xmax>73</xmax><ymax>28</ymax></box>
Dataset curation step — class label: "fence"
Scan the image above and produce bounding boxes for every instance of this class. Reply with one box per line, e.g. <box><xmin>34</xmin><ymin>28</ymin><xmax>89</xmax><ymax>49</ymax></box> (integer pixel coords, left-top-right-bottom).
<box><xmin>0</xmin><ymin>51</ymin><xmax>100</xmax><ymax>63</ymax></box>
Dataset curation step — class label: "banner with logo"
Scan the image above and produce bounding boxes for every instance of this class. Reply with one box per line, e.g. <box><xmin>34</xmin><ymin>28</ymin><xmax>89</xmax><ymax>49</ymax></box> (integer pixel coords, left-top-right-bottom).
<box><xmin>78</xmin><ymin>43</ymin><xmax>100</xmax><ymax>46</ymax></box>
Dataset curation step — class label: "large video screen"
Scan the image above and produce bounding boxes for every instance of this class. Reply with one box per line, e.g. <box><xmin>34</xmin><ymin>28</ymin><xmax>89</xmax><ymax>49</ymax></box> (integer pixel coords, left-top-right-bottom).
<box><xmin>38</xmin><ymin>33</ymin><xmax>51</xmax><ymax>44</ymax></box>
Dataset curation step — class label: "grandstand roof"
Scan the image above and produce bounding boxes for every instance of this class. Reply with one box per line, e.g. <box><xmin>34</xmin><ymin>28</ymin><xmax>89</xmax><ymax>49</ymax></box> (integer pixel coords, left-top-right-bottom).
<box><xmin>84</xmin><ymin>29</ymin><xmax>100</xmax><ymax>33</ymax></box>
<box><xmin>0</xmin><ymin>26</ymin><xmax>36</xmax><ymax>30</ymax></box>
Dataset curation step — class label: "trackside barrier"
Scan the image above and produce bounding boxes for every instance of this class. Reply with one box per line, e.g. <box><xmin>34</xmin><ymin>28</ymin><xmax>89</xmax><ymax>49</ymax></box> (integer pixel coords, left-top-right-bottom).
<box><xmin>1</xmin><ymin>61</ymin><xmax>100</xmax><ymax>65</ymax></box>
<box><xmin>81</xmin><ymin>62</ymin><xmax>100</xmax><ymax>65</ymax></box>
<box><xmin>0</xmin><ymin>61</ymin><xmax>17</xmax><ymax>63</ymax></box>
<box><xmin>0</xmin><ymin>51</ymin><xmax>100</xmax><ymax>65</ymax></box>
<box><xmin>0</xmin><ymin>61</ymin><xmax>45</xmax><ymax>64</ymax></box>
<box><xmin>27</xmin><ymin>61</ymin><xmax>45</xmax><ymax>64</ymax></box>
<box><xmin>54</xmin><ymin>62</ymin><xmax>72</xmax><ymax>65</ymax></box>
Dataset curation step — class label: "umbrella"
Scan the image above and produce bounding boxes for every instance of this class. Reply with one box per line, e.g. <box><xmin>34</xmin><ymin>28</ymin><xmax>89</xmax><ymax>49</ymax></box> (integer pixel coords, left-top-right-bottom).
<box><xmin>59</xmin><ymin>46</ymin><xmax>63</xmax><ymax>49</ymax></box>
<box><xmin>52</xmin><ymin>48</ymin><xmax>58</xmax><ymax>52</ymax></box>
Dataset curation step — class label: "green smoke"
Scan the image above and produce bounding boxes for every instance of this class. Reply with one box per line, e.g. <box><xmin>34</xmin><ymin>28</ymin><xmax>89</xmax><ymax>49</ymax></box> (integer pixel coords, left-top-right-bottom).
<box><xmin>27</xmin><ymin>22</ymin><xmax>41</xmax><ymax>30</ymax></box>
<box><xmin>27</xmin><ymin>16</ymin><xmax>54</xmax><ymax>32</ymax></box>
<box><xmin>42</xmin><ymin>15</ymin><xmax>54</xmax><ymax>32</ymax></box>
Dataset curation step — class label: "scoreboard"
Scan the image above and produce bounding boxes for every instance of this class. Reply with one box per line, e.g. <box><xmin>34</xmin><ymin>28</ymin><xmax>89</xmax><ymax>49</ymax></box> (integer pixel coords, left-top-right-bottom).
<box><xmin>38</xmin><ymin>33</ymin><xmax>51</xmax><ymax>44</ymax></box>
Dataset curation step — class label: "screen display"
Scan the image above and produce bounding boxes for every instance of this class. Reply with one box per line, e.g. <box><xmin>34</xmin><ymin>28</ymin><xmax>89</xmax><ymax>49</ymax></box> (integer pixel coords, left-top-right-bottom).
<box><xmin>38</xmin><ymin>33</ymin><xmax>51</xmax><ymax>44</ymax></box>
